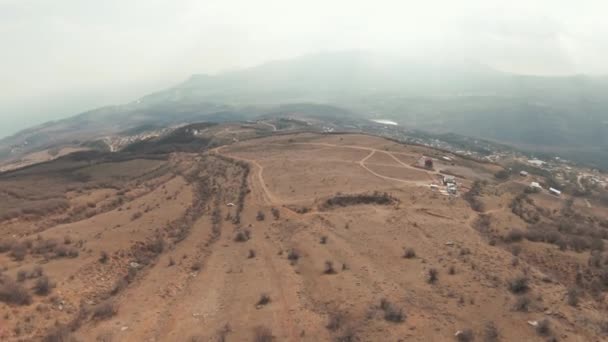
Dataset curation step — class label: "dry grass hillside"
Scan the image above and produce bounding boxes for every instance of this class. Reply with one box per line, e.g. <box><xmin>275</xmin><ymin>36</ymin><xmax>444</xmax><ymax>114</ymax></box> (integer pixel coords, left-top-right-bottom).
<box><xmin>0</xmin><ymin>131</ymin><xmax>607</xmax><ymax>341</ymax></box>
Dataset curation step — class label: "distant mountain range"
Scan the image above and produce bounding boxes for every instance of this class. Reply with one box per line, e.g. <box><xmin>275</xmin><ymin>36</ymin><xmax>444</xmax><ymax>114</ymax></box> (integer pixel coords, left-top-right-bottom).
<box><xmin>2</xmin><ymin>51</ymin><xmax>607</xmax><ymax>168</ymax></box>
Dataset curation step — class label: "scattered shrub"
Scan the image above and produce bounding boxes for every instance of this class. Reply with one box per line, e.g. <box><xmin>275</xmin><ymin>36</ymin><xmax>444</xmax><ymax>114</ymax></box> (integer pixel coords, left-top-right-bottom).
<box><xmin>507</xmin><ymin>276</ymin><xmax>529</xmax><ymax>294</ymax></box>
<box><xmin>271</xmin><ymin>208</ymin><xmax>280</xmax><ymax>220</ymax></box>
<box><xmin>455</xmin><ymin>329</ymin><xmax>474</xmax><ymax>342</ymax></box>
<box><xmin>513</xmin><ymin>296</ymin><xmax>530</xmax><ymax>311</ymax></box>
<box><xmin>320</xmin><ymin>236</ymin><xmax>328</xmax><ymax>244</ymax></box>
<box><xmin>536</xmin><ymin>319</ymin><xmax>550</xmax><ymax>336</ymax></box>
<box><xmin>256</xmin><ymin>293</ymin><xmax>271</xmax><ymax>307</ymax></box>
<box><xmin>168</xmin><ymin>257</ymin><xmax>175</xmax><ymax>267</ymax></box>
<box><xmin>17</xmin><ymin>270</ymin><xmax>27</xmax><ymax>282</ymax></box>
<box><xmin>566</xmin><ymin>288</ymin><xmax>579</xmax><ymax>306</ymax></box>
<box><xmin>403</xmin><ymin>248</ymin><xmax>416</xmax><ymax>259</ymax></box>
<box><xmin>326</xmin><ymin>312</ymin><xmax>344</xmax><ymax>331</ymax></box>
<box><xmin>324</xmin><ymin>261</ymin><xmax>337</xmax><ymax>275</ymax></box>
<box><xmin>11</xmin><ymin>243</ymin><xmax>27</xmax><ymax>261</ymax></box>
<box><xmin>0</xmin><ymin>239</ymin><xmax>17</xmax><ymax>253</ymax></box>
<box><xmin>64</xmin><ymin>235</ymin><xmax>72</xmax><ymax>245</ymax></box>
<box><xmin>234</xmin><ymin>230</ymin><xmax>251</xmax><ymax>242</ymax></box>
<box><xmin>30</xmin><ymin>266</ymin><xmax>44</xmax><ymax>278</ymax></box>
<box><xmin>34</xmin><ymin>276</ymin><xmax>52</xmax><ymax>296</ymax></box>
<box><xmin>505</xmin><ymin>229</ymin><xmax>524</xmax><ymax>243</ymax></box>
<box><xmin>483</xmin><ymin>321</ymin><xmax>499</xmax><ymax>342</ymax></box>
<box><xmin>92</xmin><ymin>301</ymin><xmax>117</xmax><ymax>320</ymax></box>
<box><xmin>287</xmin><ymin>249</ymin><xmax>300</xmax><ymax>264</ymax></box>
<box><xmin>0</xmin><ymin>279</ymin><xmax>32</xmax><ymax>305</ymax></box>
<box><xmin>379</xmin><ymin>299</ymin><xmax>405</xmax><ymax>323</ymax></box>
<box><xmin>256</xmin><ymin>211</ymin><xmax>265</xmax><ymax>221</ymax></box>
<box><xmin>448</xmin><ymin>266</ymin><xmax>456</xmax><ymax>275</ymax></box>
<box><xmin>191</xmin><ymin>262</ymin><xmax>202</xmax><ymax>271</ymax></box>
<box><xmin>248</xmin><ymin>250</ymin><xmax>256</xmax><ymax>259</ymax></box>
<box><xmin>131</xmin><ymin>212</ymin><xmax>142</xmax><ymax>221</ymax></box>
<box><xmin>253</xmin><ymin>326</ymin><xmax>273</xmax><ymax>342</ymax></box>
<box><xmin>427</xmin><ymin>268</ymin><xmax>438</xmax><ymax>284</ymax></box>
<box><xmin>99</xmin><ymin>251</ymin><xmax>109</xmax><ymax>264</ymax></box>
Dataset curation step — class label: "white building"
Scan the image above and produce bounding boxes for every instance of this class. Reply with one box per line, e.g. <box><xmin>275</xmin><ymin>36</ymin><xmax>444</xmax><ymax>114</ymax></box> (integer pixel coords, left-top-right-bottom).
<box><xmin>530</xmin><ymin>182</ymin><xmax>542</xmax><ymax>189</ymax></box>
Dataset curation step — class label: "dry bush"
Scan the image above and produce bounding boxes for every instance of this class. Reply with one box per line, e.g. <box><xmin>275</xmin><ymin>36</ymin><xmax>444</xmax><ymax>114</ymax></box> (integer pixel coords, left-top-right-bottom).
<box><xmin>55</xmin><ymin>246</ymin><xmax>79</xmax><ymax>258</ymax></box>
<box><xmin>43</xmin><ymin>324</ymin><xmax>74</xmax><ymax>342</ymax></box>
<box><xmin>513</xmin><ymin>296</ymin><xmax>530</xmax><ymax>311</ymax></box>
<box><xmin>320</xmin><ymin>236</ymin><xmax>328</xmax><ymax>244</ymax></box>
<box><xmin>234</xmin><ymin>230</ymin><xmax>251</xmax><ymax>242</ymax></box>
<box><xmin>326</xmin><ymin>312</ymin><xmax>344</xmax><ymax>331</ymax></box>
<box><xmin>34</xmin><ymin>276</ymin><xmax>53</xmax><ymax>296</ymax></box>
<box><xmin>253</xmin><ymin>326</ymin><xmax>273</xmax><ymax>342</ymax></box>
<box><xmin>379</xmin><ymin>299</ymin><xmax>405</xmax><ymax>323</ymax></box>
<box><xmin>191</xmin><ymin>261</ymin><xmax>202</xmax><ymax>271</ymax></box>
<box><xmin>168</xmin><ymin>257</ymin><xmax>175</xmax><ymax>267</ymax></box>
<box><xmin>256</xmin><ymin>211</ymin><xmax>265</xmax><ymax>221</ymax></box>
<box><xmin>403</xmin><ymin>248</ymin><xmax>416</xmax><ymax>259</ymax></box>
<box><xmin>248</xmin><ymin>249</ymin><xmax>256</xmax><ymax>259</ymax></box>
<box><xmin>92</xmin><ymin>301</ymin><xmax>117</xmax><ymax>320</ymax></box>
<box><xmin>456</xmin><ymin>329</ymin><xmax>474</xmax><ymax>342</ymax></box>
<box><xmin>483</xmin><ymin>321</ymin><xmax>499</xmax><ymax>342</ymax></box>
<box><xmin>131</xmin><ymin>211</ymin><xmax>142</xmax><ymax>221</ymax></box>
<box><xmin>505</xmin><ymin>229</ymin><xmax>524</xmax><ymax>243</ymax></box>
<box><xmin>0</xmin><ymin>238</ymin><xmax>17</xmax><ymax>253</ymax></box>
<box><xmin>17</xmin><ymin>270</ymin><xmax>27</xmax><ymax>282</ymax></box>
<box><xmin>287</xmin><ymin>249</ymin><xmax>300</xmax><ymax>264</ymax></box>
<box><xmin>536</xmin><ymin>319</ymin><xmax>551</xmax><ymax>336</ymax></box>
<box><xmin>0</xmin><ymin>278</ymin><xmax>32</xmax><ymax>305</ymax></box>
<box><xmin>324</xmin><ymin>261</ymin><xmax>337</xmax><ymax>275</ymax></box>
<box><xmin>271</xmin><ymin>208</ymin><xmax>280</xmax><ymax>220</ymax></box>
<box><xmin>448</xmin><ymin>266</ymin><xmax>456</xmax><ymax>275</ymax></box>
<box><xmin>64</xmin><ymin>235</ymin><xmax>72</xmax><ymax>245</ymax></box>
<box><xmin>427</xmin><ymin>268</ymin><xmax>438</xmax><ymax>284</ymax></box>
<box><xmin>566</xmin><ymin>288</ymin><xmax>579</xmax><ymax>306</ymax></box>
<box><xmin>256</xmin><ymin>293</ymin><xmax>271</xmax><ymax>307</ymax></box>
<box><xmin>11</xmin><ymin>243</ymin><xmax>27</xmax><ymax>261</ymax></box>
<box><xmin>99</xmin><ymin>251</ymin><xmax>109</xmax><ymax>263</ymax></box>
<box><xmin>508</xmin><ymin>276</ymin><xmax>529</xmax><ymax>294</ymax></box>
<box><xmin>30</xmin><ymin>266</ymin><xmax>44</xmax><ymax>278</ymax></box>
<box><xmin>32</xmin><ymin>239</ymin><xmax>58</xmax><ymax>255</ymax></box>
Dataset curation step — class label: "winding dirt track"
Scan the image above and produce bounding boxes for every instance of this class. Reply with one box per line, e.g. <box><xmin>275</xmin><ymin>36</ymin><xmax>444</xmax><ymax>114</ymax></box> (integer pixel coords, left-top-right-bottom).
<box><xmin>215</xmin><ymin>142</ymin><xmax>440</xmax><ymax>207</ymax></box>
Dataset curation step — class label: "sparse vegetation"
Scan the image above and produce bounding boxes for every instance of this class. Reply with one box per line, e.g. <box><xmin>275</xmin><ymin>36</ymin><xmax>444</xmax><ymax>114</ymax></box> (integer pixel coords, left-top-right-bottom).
<box><xmin>508</xmin><ymin>276</ymin><xmax>529</xmax><ymax>294</ymax></box>
<box><xmin>234</xmin><ymin>230</ymin><xmax>251</xmax><ymax>242</ymax></box>
<box><xmin>253</xmin><ymin>326</ymin><xmax>273</xmax><ymax>342</ymax></box>
<box><xmin>320</xmin><ymin>236</ymin><xmax>328</xmax><ymax>244</ymax></box>
<box><xmin>321</xmin><ymin>191</ymin><xmax>397</xmax><ymax>209</ymax></box>
<box><xmin>248</xmin><ymin>249</ymin><xmax>256</xmax><ymax>259</ymax></box>
<box><xmin>566</xmin><ymin>288</ymin><xmax>579</xmax><ymax>306</ymax></box>
<box><xmin>0</xmin><ymin>278</ymin><xmax>32</xmax><ymax>305</ymax></box>
<box><xmin>427</xmin><ymin>268</ymin><xmax>438</xmax><ymax>284</ymax></box>
<box><xmin>403</xmin><ymin>248</ymin><xmax>416</xmax><ymax>259</ymax></box>
<box><xmin>256</xmin><ymin>293</ymin><xmax>271</xmax><ymax>307</ymax></box>
<box><xmin>256</xmin><ymin>211</ymin><xmax>265</xmax><ymax>221</ymax></box>
<box><xmin>513</xmin><ymin>296</ymin><xmax>531</xmax><ymax>311</ymax></box>
<box><xmin>324</xmin><ymin>261</ymin><xmax>337</xmax><ymax>275</ymax></box>
<box><xmin>33</xmin><ymin>276</ymin><xmax>53</xmax><ymax>296</ymax></box>
<box><xmin>483</xmin><ymin>321</ymin><xmax>499</xmax><ymax>342</ymax></box>
<box><xmin>271</xmin><ymin>207</ymin><xmax>280</xmax><ymax>220</ymax></box>
<box><xmin>379</xmin><ymin>299</ymin><xmax>405</xmax><ymax>323</ymax></box>
<box><xmin>536</xmin><ymin>319</ymin><xmax>551</xmax><ymax>336</ymax></box>
<box><xmin>287</xmin><ymin>249</ymin><xmax>300</xmax><ymax>264</ymax></box>
<box><xmin>456</xmin><ymin>329</ymin><xmax>475</xmax><ymax>342</ymax></box>
<box><xmin>92</xmin><ymin>301</ymin><xmax>117</xmax><ymax>320</ymax></box>
<box><xmin>99</xmin><ymin>251</ymin><xmax>109</xmax><ymax>263</ymax></box>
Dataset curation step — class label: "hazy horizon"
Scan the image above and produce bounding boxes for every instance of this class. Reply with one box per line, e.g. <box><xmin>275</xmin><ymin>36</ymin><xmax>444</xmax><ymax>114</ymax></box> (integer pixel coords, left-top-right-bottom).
<box><xmin>1</xmin><ymin>0</ymin><xmax>607</xmax><ymax>138</ymax></box>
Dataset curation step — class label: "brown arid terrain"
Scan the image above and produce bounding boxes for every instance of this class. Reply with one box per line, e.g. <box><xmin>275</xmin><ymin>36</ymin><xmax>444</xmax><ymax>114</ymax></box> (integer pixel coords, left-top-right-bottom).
<box><xmin>1</xmin><ymin>129</ymin><xmax>608</xmax><ymax>341</ymax></box>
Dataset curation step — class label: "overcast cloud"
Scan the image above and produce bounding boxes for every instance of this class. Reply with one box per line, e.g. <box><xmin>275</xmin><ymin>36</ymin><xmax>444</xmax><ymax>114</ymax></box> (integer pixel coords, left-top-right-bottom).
<box><xmin>1</xmin><ymin>0</ymin><xmax>607</xmax><ymax>137</ymax></box>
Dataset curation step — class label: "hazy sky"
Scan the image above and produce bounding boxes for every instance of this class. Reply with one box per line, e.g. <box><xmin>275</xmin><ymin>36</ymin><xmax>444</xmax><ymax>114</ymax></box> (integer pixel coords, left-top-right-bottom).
<box><xmin>1</xmin><ymin>0</ymin><xmax>607</xmax><ymax>137</ymax></box>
